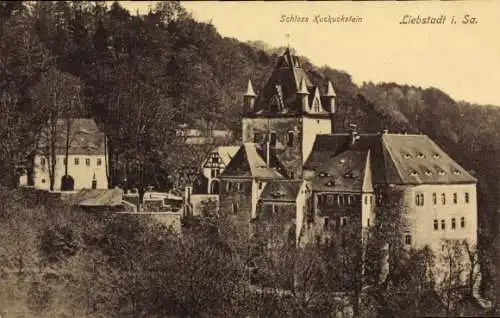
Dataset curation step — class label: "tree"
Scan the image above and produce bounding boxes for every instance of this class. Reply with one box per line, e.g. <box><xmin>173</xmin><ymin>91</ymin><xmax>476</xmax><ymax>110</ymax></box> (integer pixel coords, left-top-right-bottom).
<box><xmin>31</xmin><ymin>67</ymin><xmax>83</xmax><ymax>191</ymax></box>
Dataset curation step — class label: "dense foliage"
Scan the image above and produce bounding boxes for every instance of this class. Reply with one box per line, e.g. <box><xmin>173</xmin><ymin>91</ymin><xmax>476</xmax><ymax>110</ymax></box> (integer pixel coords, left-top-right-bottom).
<box><xmin>1</xmin><ymin>1</ymin><xmax>500</xmax><ymax>316</ymax></box>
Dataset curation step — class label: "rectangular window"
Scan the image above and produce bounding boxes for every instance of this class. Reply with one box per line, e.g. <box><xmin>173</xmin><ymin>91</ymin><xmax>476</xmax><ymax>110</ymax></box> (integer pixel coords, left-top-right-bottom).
<box><xmin>254</xmin><ymin>132</ymin><xmax>261</xmax><ymax>143</ymax></box>
<box><xmin>338</xmin><ymin>195</ymin><xmax>345</xmax><ymax>205</ymax></box>
<box><xmin>453</xmin><ymin>193</ymin><xmax>457</xmax><ymax>204</ymax></box>
<box><xmin>237</xmin><ymin>183</ymin><xmax>242</xmax><ymax>191</ymax></box>
<box><xmin>97</xmin><ymin>158</ymin><xmax>102</xmax><ymax>166</ymax></box>
<box><xmin>40</xmin><ymin>157</ymin><xmax>46</xmax><ymax>166</ymax></box>
<box><xmin>270</xmin><ymin>132</ymin><xmax>277</xmax><ymax>146</ymax></box>
<box><xmin>232</xmin><ymin>202</ymin><xmax>238</xmax><ymax>214</ymax></box>
<box><xmin>323</xmin><ymin>217</ymin><xmax>329</xmax><ymax>229</ymax></box>
<box><xmin>211</xmin><ymin>169</ymin><xmax>216</xmax><ymax>178</ymax></box>
<box><xmin>258</xmin><ymin>182</ymin><xmax>263</xmax><ymax>190</ymax></box>
<box><xmin>74</xmin><ymin>157</ymin><xmax>80</xmax><ymax>165</ymax></box>
<box><xmin>441</xmin><ymin>193</ymin><xmax>446</xmax><ymax>205</ymax></box>
<box><xmin>85</xmin><ymin>158</ymin><xmax>91</xmax><ymax>166</ymax></box>
<box><xmin>340</xmin><ymin>217</ymin><xmax>348</xmax><ymax>227</ymax></box>
<box><xmin>451</xmin><ymin>218</ymin><xmax>456</xmax><ymax>229</ymax></box>
<box><xmin>434</xmin><ymin>219</ymin><xmax>438</xmax><ymax>231</ymax></box>
<box><xmin>348</xmin><ymin>195</ymin><xmax>353</xmax><ymax>205</ymax></box>
<box><xmin>465</xmin><ymin>192</ymin><xmax>470</xmax><ymax>204</ymax></box>
<box><xmin>364</xmin><ymin>195</ymin><xmax>368</xmax><ymax>205</ymax></box>
<box><xmin>461</xmin><ymin>217</ymin><xmax>465</xmax><ymax>228</ymax></box>
<box><xmin>405</xmin><ymin>234</ymin><xmax>412</xmax><ymax>245</ymax></box>
<box><xmin>367</xmin><ymin>218</ymin><xmax>370</xmax><ymax>227</ymax></box>
<box><xmin>432</xmin><ymin>193</ymin><xmax>437</xmax><ymax>205</ymax></box>
<box><xmin>63</xmin><ymin>157</ymin><xmax>67</xmax><ymax>165</ymax></box>
<box><xmin>369</xmin><ymin>195</ymin><xmax>373</xmax><ymax>205</ymax></box>
<box><xmin>441</xmin><ymin>219</ymin><xmax>446</xmax><ymax>230</ymax></box>
<box><xmin>287</xmin><ymin>131</ymin><xmax>294</xmax><ymax>147</ymax></box>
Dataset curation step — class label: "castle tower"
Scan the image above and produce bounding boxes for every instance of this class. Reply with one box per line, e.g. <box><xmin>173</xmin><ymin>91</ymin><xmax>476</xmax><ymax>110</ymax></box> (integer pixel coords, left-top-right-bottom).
<box><xmin>241</xmin><ymin>49</ymin><xmax>335</xmax><ymax>179</ymax></box>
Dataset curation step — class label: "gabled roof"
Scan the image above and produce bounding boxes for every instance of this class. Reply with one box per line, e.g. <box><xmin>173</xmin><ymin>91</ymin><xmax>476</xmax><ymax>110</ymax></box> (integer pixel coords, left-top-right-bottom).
<box><xmin>221</xmin><ymin>143</ymin><xmax>285</xmax><ymax>180</ymax></box>
<box><xmin>259</xmin><ymin>180</ymin><xmax>304</xmax><ymax>203</ymax></box>
<box><xmin>37</xmin><ymin>118</ymin><xmax>105</xmax><ymax>155</ymax></box>
<box><xmin>202</xmin><ymin>146</ymin><xmax>240</xmax><ymax>168</ymax></box>
<box><xmin>305</xmin><ymin>133</ymin><xmax>476</xmax><ymax>185</ymax></box>
<box><xmin>312</xmin><ymin>150</ymin><xmax>369</xmax><ymax>192</ymax></box>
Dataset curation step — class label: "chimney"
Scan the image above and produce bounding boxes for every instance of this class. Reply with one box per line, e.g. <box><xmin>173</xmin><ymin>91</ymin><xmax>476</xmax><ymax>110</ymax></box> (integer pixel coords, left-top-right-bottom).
<box><xmin>297</xmin><ymin>77</ymin><xmax>309</xmax><ymax>111</ymax></box>
<box><xmin>325</xmin><ymin>80</ymin><xmax>336</xmax><ymax>114</ymax></box>
<box><xmin>243</xmin><ymin>79</ymin><xmax>257</xmax><ymax>115</ymax></box>
<box><xmin>349</xmin><ymin>123</ymin><xmax>359</xmax><ymax>145</ymax></box>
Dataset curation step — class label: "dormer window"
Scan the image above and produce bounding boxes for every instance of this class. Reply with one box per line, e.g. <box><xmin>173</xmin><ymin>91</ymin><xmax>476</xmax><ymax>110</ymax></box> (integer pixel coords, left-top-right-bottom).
<box><xmin>416</xmin><ymin>153</ymin><xmax>425</xmax><ymax>159</ymax></box>
<box><xmin>403</xmin><ymin>153</ymin><xmax>411</xmax><ymax>159</ymax></box>
<box><xmin>438</xmin><ymin>170</ymin><xmax>446</xmax><ymax>176</ymax></box>
<box><xmin>344</xmin><ymin>171</ymin><xmax>354</xmax><ymax>178</ymax></box>
<box><xmin>319</xmin><ymin>172</ymin><xmax>328</xmax><ymax>177</ymax></box>
<box><xmin>453</xmin><ymin>169</ymin><xmax>461</xmax><ymax>175</ymax></box>
<box><xmin>325</xmin><ymin>180</ymin><xmax>335</xmax><ymax>187</ymax></box>
<box><xmin>339</xmin><ymin>159</ymin><xmax>346</xmax><ymax>164</ymax></box>
<box><xmin>425</xmin><ymin>170</ymin><xmax>432</xmax><ymax>176</ymax></box>
<box><xmin>432</xmin><ymin>153</ymin><xmax>441</xmax><ymax>159</ymax></box>
<box><xmin>409</xmin><ymin>170</ymin><xmax>418</xmax><ymax>177</ymax></box>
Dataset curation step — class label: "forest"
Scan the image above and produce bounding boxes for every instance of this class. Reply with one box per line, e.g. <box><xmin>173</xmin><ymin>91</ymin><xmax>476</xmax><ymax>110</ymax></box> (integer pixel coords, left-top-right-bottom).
<box><xmin>1</xmin><ymin>1</ymin><xmax>500</xmax><ymax>316</ymax></box>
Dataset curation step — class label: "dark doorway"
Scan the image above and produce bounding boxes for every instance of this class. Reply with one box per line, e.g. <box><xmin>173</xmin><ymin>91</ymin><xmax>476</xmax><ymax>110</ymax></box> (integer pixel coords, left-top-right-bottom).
<box><xmin>92</xmin><ymin>179</ymin><xmax>97</xmax><ymax>189</ymax></box>
<box><xmin>61</xmin><ymin>175</ymin><xmax>75</xmax><ymax>191</ymax></box>
<box><xmin>210</xmin><ymin>180</ymin><xmax>220</xmax><ymax>194</ymax></box>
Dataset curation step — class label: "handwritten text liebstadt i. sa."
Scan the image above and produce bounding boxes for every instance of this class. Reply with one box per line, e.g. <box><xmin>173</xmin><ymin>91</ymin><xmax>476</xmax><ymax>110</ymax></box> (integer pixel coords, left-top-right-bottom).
<box><xmin>399</xmin><ymin>14</ymin><xmax>478</xmax><ymax>25</ymax></box>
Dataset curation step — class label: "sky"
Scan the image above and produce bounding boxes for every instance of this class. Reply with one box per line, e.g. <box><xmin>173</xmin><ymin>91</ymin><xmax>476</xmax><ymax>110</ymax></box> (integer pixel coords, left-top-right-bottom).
<box><xmin>117</xmin><ymin>1</ymin><xmax>500</xmax><ymax>106</ymax></box>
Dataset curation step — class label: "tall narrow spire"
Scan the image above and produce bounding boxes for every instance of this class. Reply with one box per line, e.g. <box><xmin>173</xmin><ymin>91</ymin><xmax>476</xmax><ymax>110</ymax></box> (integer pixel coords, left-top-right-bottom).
<box><xmin>326</xmin><ymin>80</ymin><xmax>336</xmax><ymax>97</ymax></box>
<box><xmin>244</xmin><ymin>79</ymin><xmax>256</xmax><ymax>97</ymax></box>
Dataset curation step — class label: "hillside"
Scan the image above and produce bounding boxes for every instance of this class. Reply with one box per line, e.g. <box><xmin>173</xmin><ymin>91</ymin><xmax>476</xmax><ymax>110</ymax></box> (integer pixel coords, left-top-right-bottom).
<box><xmin>2</xmin><ymin>1</ymin><xmax>499</xmax><ymax>236</ymax></box>
<box><xmin>1</xmin><ymin>1</ymin><xmax>500</xmax><ymax>314</ymax></box>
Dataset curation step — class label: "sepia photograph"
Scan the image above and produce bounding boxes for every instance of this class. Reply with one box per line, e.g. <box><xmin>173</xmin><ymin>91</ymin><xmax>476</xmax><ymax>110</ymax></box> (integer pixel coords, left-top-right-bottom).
<box><xmin>1</xmin><ymin>1</ymin><xmax>500</xmax><ymax>317</ymax></box>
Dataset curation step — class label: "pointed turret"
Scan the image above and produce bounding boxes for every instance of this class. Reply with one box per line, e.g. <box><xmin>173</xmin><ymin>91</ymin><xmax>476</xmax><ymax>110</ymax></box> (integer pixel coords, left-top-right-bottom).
<box><xmin>326</xmin><ymin>81</ymin><xmax>336</xmax><ymax>97</ymax></box>
<box><xmin>244</xmin><ymin>79</ymin><xmax>257</xmax><ymax>97</ymax></box>
<box><xmin>325</xmin><ymin>80</ymin><xmax>336</xmax><ymax>114</ymax></box>
<box><xmin>243</xmin><ymin>79</ymin><xmax>257</xmax><ymax>115</ymax></box>
<box><xmin>297</xmin><ymin>77</ymin><xmax>309</xmax><ymax>111</ymax></box>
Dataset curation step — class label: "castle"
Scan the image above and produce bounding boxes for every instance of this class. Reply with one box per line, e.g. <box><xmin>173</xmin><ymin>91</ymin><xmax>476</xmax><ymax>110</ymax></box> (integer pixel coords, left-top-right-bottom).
<box><xmin>213</xmin><ymin>48</ymin><xmax>478</xmax><ymax>258</ymax></box>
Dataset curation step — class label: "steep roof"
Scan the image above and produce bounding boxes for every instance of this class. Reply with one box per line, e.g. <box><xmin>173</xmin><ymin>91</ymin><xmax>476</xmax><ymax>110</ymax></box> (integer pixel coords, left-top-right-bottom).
<box><xmin>221</xmin><ymin>143</ymin><xmax>285</xmax><ymax>180</ymax></box>
<box><xmin>37</xmin><ymin>118</ymin><xmax>105</xmax><ymax>155</ymax></box>
<box><xmin>381</xmin><ymin>134</ymin><xmax>477</xmax><ymax>184</ymax></box>
<box><xmin>305</xmin><ymin>133</ymin><xmax>476</xmax><ymax>185</ymax></box>
<box><xmin>249</xmin><ymin>49</ymin><xmax>331</xmax><ymax>118</ymax></box>
<box><xmin>259</xmin><ymin>180</ymin><xmax>304</xmax><ymax>203</ymax></box>
<box><xmin>312</xmin><ymin>150</ymin><xmax>369</xmax><ymax>192</ymax></box>
<box><xmin>202</xmin><ymin>146</ymin><xmax>240</xmax><ymax>169</ymax></box>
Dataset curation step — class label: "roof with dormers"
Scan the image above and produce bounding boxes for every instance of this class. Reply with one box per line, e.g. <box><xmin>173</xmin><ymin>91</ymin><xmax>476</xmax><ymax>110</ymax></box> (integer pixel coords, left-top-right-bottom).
<box><xmin>312</xmin><ymin>150</ymin><xmax>369</xmax><ymax>192</ymax></box>
<box><xmin>221</xmin><ymin>143</ymin><xmax>285</xmax><ymax>180</ymax></box>
<box><xmin>259</xmin><ymin>180</ymin><xmax>304</xmax><ymax>203</ymax></box>
<box><xmin>248</xmin><ymin>49</ymin><xmax>333</xmax><ymax>117</ymax></box>
<box><xmin>305</xmin><ymin>133</ymin><xmax>476</xmax><ymax>185</ymax></box>
<box><xmin>37</xmin><ymin>118</ymin><xmax>106</xmax><ymax>155</ymax></box>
